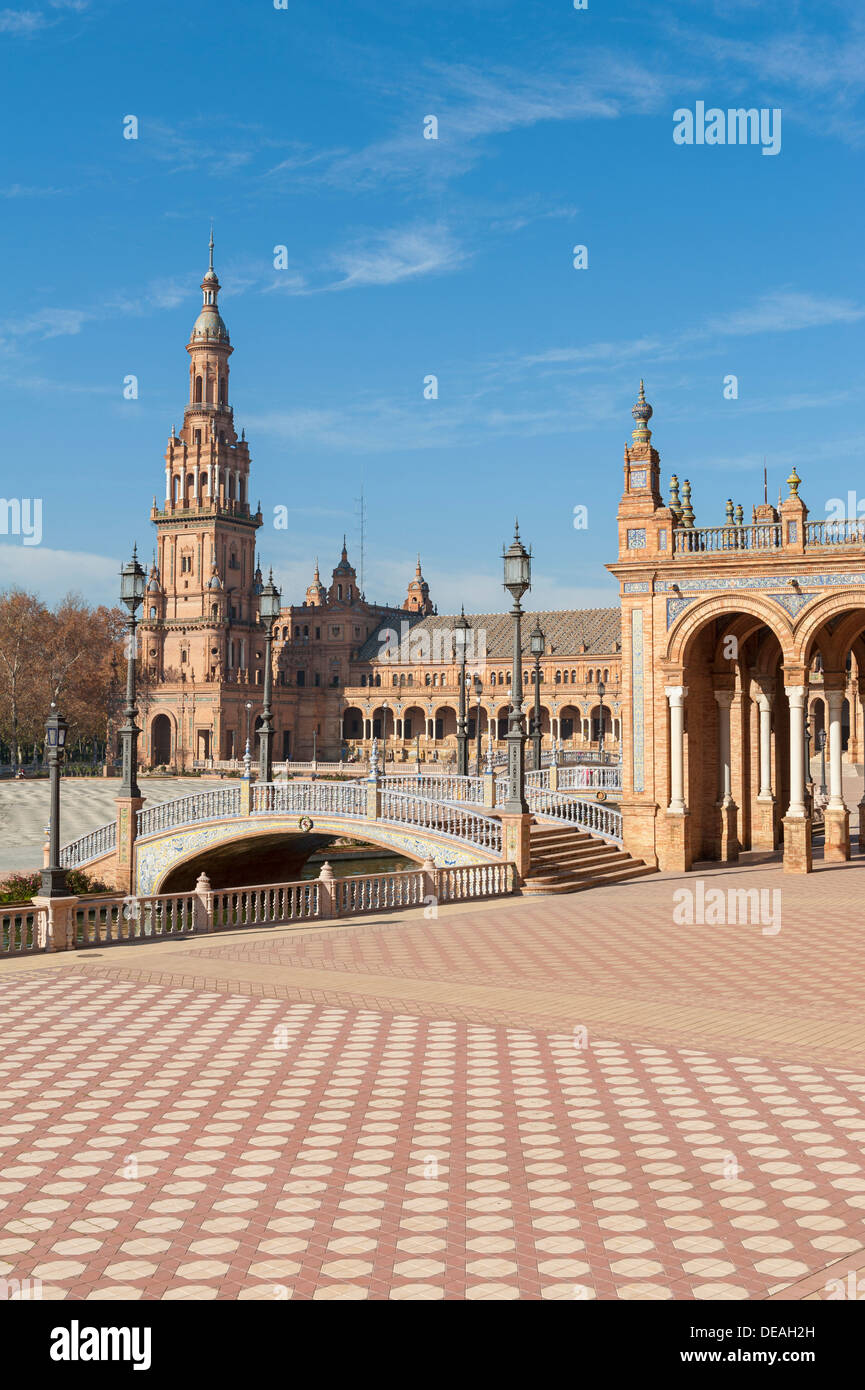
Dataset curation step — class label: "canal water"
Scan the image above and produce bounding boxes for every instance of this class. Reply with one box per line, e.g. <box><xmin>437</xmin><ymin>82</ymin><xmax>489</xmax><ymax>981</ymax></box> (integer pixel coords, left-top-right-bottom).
<box><xmin>300</xmin><ymin>850</ymin><xmax>416</xmax><ymax>879</ymax></box>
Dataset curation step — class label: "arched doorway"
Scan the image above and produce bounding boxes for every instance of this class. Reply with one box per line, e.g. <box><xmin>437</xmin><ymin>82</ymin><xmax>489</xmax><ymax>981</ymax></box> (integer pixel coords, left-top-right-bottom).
<box><xmin>151</xmin><ymin>713</ymin><xmax>171</xmax><ymax>765</ymax></box>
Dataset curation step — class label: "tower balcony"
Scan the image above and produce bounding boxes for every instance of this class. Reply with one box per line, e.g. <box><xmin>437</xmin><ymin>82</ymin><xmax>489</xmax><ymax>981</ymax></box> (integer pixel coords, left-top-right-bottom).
<box><xmin>151</xmin><ymin>499</ymin><xmax>261</xmax><ymax>525</ymax></box>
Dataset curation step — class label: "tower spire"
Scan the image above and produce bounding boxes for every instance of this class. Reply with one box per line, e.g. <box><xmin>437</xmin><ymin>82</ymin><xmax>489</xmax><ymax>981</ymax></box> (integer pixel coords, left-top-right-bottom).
<box><xmin>209</xmin><ymin>221</ymin><xmax>214</xmax><ymax>274</ymax></box>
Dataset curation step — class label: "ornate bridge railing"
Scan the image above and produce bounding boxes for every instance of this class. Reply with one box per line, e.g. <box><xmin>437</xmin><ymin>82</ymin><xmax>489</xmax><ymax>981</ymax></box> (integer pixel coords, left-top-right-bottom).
<box><xmin>380</xmin><ymin>773</ymin><xmax>485</xmax><ymax>803</ymax></box>
<box><xmin>252</xmin><ymin>781</ymin><xmax>368</xmax><ymax>817</ymax></box>
<box><xmin>379</xmin><ymin>790</ymin><xmax>503</xmax><ymax>855</ymax></box>
<box><xmin>59</xmin><ymin>820</ymin><xmax>117</xmax><ymax>869</ymax></box>
<box><xmin>527</xmin><ymin>787</ymin><xmax>623</xmax><ymax>843</ymax></box>
<box><xmin>137</xmin><ymin>787</ymin><xmax>241</xmax><ymax>837</ymax></box>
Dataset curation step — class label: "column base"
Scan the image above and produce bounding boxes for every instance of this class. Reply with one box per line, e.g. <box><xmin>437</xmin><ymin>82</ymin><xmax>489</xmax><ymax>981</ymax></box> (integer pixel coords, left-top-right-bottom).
<box><xmin>824</xmin><ymin>805</ymin><xmax>850</xmax><ymax>862</ymax></box>
<box><xmin>752</xmin><ymin>796</ymin><xmax>777</xmax><ymax>852</ymax></box>
<box><xmin>31</xmin><ymin>895</ymin><xmax>80</xmax><ymax>952</ymax></box>
<box><xmin>714</xmin><ymin>799</ymin><xmax>739</xmax><ymax>863</ymax></box>
<box><xmin>658</xmin><ymin>810</ymin><xmax>692</xmax><ymax>874</ymax></box>
<box><xmin>782</xmin><ymin>816</ymin><xmax>813</xmax><ymax>874</ymax></box>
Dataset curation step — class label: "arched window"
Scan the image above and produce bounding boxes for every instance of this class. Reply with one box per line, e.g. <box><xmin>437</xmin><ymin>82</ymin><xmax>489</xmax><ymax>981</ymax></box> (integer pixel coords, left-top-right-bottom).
<box><xmin>360</xmin><ymin>675</ymin><xmax>367</xmax><ymax>687</ymax></box>
<box><xmin>555</xmin><ymin>671</ymin><xmax>561</xmax><ymax>684</ymax></box>
<box><xmin>194</xmin><ymin>375</ymin><xmax>203</xmax><ymax>404</ymax></box>
<box><xmin>407</xmin><ymin>674</ymin><xmax>413</xmax><ymax>686</ymax></box>
<box><xmin>491</xmin><ymin>672</ymin><xmax>496</xmax><ymax>685</ymax></box>
<box><xmin>150</xmin><ymin>606</ymin><xmax>157</xmax><ymax>620</ymax></box>
<box><xmin>392</xmin><ymin>675</ymin><xmax>398</xmax><ymax>687</ymax></box>
<box><xmin>603</xmin><ymin>668</ymin><xmax>609</xmax><ymax>682</ymax></box>
<box><xmin>210</xmin><ymin>604</ymin><xmax>218</xmax><ymax>620</ymax></box>
<box><xmin>563</xmin><ymin>670</ymin><xmax>569</xmax><ymax>684</ymax></box>
<box><xmin>218</xmin><ymin>377</ymin><xmax>226</xmax><ymax>405</ymax></box>
<box><xmin>337</xmin><ymin>584</ymin><xmax>343</xmax><ymax>600</ymax></box>
<box><xmin>374</xmin><ymin>674</ymin><xmax>381</xmax><ymax>687</ymax></box>
<box><xmin>571</xmin><ymin>670</ymin><xmax>577</xmax><ymax>683</ymax></box>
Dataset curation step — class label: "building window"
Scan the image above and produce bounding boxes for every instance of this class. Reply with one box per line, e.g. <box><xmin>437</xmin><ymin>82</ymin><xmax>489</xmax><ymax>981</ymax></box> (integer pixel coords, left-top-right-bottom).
<box><xmin>331</xmin><ymin>626</ymin><xmax>341</xmax><ymax>637</ymax></box>
<box><xmin>314</xmin><ymin>673</ymin><xmax>320</xmax><ymax>687</ymax></box>
<box><xmin>315</xmin><ymin>627</ymin><xmax>321</xmax><ymax>640</ymax></box>
<box><xmin>297</xmin><ymin>670</ymin><xmax>306</xmax><ymax>687</ymax></box>
<box><xmin>180</xmin><ymin>554</ymin><xmax>192</xmax><ymax>573</ymax></box>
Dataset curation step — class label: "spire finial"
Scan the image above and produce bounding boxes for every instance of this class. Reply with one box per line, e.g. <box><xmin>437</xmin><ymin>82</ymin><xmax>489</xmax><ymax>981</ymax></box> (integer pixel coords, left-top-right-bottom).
<box><xmin>209</xmin><ymin>221</ymin><xmax>214</xmax><ymax>273</ymax></box>
<box><xmin>631</xmin><ymin>380</ymin><xmax>653</xmax><ymax>444</ymax></box>
<box><xmin>787</xmin><ymin>466</ymin><xmax>801</xmax><ymax>498</ymax></box>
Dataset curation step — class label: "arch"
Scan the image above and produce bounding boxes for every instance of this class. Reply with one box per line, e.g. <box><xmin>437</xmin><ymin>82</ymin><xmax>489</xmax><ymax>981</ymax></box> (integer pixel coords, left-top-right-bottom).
<box><xmin>194</xmin><ymin>375</ymin><xmax>203</xmax><ymax>404</ymax></box>
<box><xmin>342</xmin><ymin>705</ymin><xmax>363</xmax><ymax>739</ymax></box>
<box><xmin>665</xmin><ymin>592</ymin><xmax>795</xmax><ymax>669</ymax></box>
<box><xmin>794</xmin><ymin>588</ymin><xmax>865</xmax><ymax>668</ymax></box>
<box><xmin>150</xmin><ymin>713</ymin><xmax>172</xmax><ymax>765</ymax></box>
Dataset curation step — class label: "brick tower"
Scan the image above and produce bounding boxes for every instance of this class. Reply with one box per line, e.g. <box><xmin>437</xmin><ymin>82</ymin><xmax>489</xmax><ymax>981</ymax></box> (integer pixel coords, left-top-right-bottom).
<box><xmin>141</xmin><ymin>233</ymin><xmax>264</xmax><ymax>766</ymax></box>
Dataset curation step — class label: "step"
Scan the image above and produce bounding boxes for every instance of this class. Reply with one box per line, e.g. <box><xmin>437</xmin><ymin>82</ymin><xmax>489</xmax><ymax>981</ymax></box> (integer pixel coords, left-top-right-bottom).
<box><xmin>530</xmin><ymin>843</ymin><xmax>623</xmax><ymax>866</ymax></box>
<box><xmin>522</xmin><ymin>863</ymin><xmax>657</xmax><ymax>894</ymax></box>
<box><xmin>522</xmin><ymin>854</ymin><xmax>635</xmax><ymax>886</ymax></box>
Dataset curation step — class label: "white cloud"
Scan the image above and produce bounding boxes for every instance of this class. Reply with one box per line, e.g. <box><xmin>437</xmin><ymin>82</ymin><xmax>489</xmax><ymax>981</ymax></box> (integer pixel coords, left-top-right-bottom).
<box><xmin>705</xmin><ymin>291</ymin><xmax>865</xmax><ymax>337</ymax></box>
<box><xmin>0</xmin><ymin>546</ymin><xmax>119</xmax><ymax>605</ymax></box>
<box><xmin>328</xmin><ymin>223</ymin><xmax>467</xmax><ymax>291</ymax></box>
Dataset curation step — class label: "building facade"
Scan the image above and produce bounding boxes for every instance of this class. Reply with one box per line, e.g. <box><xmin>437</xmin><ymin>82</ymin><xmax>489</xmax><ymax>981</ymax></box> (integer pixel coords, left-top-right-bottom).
<box><xmin>611</xmin><ymin>383</ymin><xmax>865</xmax><ymax>875</ymax></box>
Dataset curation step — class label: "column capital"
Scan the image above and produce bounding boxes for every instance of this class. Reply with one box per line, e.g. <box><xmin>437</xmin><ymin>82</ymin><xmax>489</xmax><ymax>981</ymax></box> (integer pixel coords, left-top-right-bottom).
<box><xmin>713</xmin><ymin>688</ymin><xmax>735</xmax><ymax>709</ymax></box>
<box><xmin>664</xmin><ymin>685</ymin><xmax>687</xmax><ymax>704</ymax></box>
<box><xmin>785</xmin><ymin>685</ymin><xmax>806</xmax><ymax>704</ymax></box>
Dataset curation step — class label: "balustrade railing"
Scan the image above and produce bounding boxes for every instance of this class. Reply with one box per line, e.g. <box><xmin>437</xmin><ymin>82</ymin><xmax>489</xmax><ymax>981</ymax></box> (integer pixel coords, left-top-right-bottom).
<box><xmin>1</xmin><ymin>906</ymin><xmax>40</xmax><ymax>954</ymax></box>
<box><xmin>557</xmin><ymin>765</ymin><xmax>621</xmax><ymax>791</ymax></box>
<box><xmin>73</xmin><ymin>892</ymin><xmax>198</xmax><ymax>947</ymax></box>
<box><xmin>59</xmin><ymin>820</ymin><xmax>116</xmax><ymax>868</ymax></box>
<box><xmin>805</xmin><ymin>519</ymin><xmax>865</xmax><ymax>547</ymax></box>
<box><xmin>252</xmin><ymin>780</ymin><xmax>368</xmax><ymax>816</ymax></box>
<box><xmin>335</xmin><ymin>869</ymin><xmax>426</xmax><ymax>916</ymax></box>
<box><xmin>527</xmin><ymin>786</ymin><xmax>623</xmax><ymax>842</ymax></box>
<box><xmin>437</xmin><ymin>863</ymin><xmax>514</xmax><ymax>902</ymax></box>
<box><xmin>137</xmin><ymin>787</ymin><xmax>241</xmax><ymax>837</ymax></box>
<box><xmin>381</xmin><ymin>773</ymin><xmax>484</xmax><ymax>802</ymax></box>
<box><xmin>211</xmin><ymin>881</ymin><xmax>319</xmax><ymax>928</ymax></box>
<box><xmin>379</xmin><ymin>790</ymin><xmax>502</xmax><ymax>854</ymax></box>
<box><xmin>673</xmin><ymin>523</ymin><xmax>781</xmax><ymax>554</ymax></box>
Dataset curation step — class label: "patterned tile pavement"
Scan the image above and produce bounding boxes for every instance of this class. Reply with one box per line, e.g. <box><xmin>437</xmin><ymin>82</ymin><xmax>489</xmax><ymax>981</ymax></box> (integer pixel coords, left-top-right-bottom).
<box><xmin>3</xmin><ymin>858</ymin><xmax>865</xmax><ymax>1300</ymax></box>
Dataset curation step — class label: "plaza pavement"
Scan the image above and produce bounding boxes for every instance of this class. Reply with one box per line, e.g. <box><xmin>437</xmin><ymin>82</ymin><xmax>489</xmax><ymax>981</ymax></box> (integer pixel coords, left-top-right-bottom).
<box><xmin>2</xmin><ymin>852</ymin><xmax>865</xmax><ymax>1301</ymax></box>
<box><xmin>0</xmin><ymin>777</ymin><xmax>228</xmax><ymax>874</ymax></box>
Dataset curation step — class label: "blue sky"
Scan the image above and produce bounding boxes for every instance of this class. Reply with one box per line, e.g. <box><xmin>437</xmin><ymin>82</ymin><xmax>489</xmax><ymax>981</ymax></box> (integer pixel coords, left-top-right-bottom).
<box><xmin>0</xmin><ymin>0</ymin><xmax>863</xmax><ymax>612</ymax></box>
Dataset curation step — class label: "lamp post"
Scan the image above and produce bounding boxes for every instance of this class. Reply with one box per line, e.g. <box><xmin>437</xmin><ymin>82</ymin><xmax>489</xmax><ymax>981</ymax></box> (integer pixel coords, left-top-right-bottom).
<box><xmin>818</xmin><ymin>727</ymin><xmax>827</xmax><ymax>797</ymax></box>
<box><xmin>257</xmin><ymin>570</ymin><xmax>281</xmax><ymax>782</ymax></box>
<box><xmin>381</xmin><ymin>701</ymin><xmax>388</xmax><ymax>767</ymax></box>
<box><xmin>41</xmin><ymin>702</ymin><xmax>69</xmax><ymax>897</ymax></box>
<box><xmin>530</xmin><ymin>619</ymin><xmax>545</xmax><ymax>772</ymax></box>
<box><xmin>243</xmin><ymin>700</ymin><xmax>253</xmax><ymax>778</ymax></box>
<box><xmin>455</xmin><ymin>607</ymin><xmax>470</xmax><ymax>777</ymax></box>
<box><xmin>474</xmin><ymin>674</ymin><xmax>483</xmax><ymax>776</ymax></box>
<box><xmin>118</xmin><ymin>545</ymin><xmax>146</xmax><ymax>799</ymax></box>
<box><xmin>502</xmin><ymin>521</ymin><xmax>532</xmax><ymax>814</ymax></box>
<box><xmin>415</xmin><ymin>731</ymin><xmax>421</xmax><ymax>776</ymax></box>
<box><xmin>596</xmin><ymin>678</ymin><xmax>607</xmax><ymax>762</ymax></box>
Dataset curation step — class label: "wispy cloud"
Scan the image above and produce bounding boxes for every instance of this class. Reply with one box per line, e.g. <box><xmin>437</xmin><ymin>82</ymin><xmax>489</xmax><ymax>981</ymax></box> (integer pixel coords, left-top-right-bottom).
<box><xmin>704</xmin><ymin>290</ymin><xmax>865</xmax><ymax>336</ymax></box>
<box><xmin>0</xmin><ymin>0</ymin><xmax>88</xmax><ymax>35</ymax></box>
<box><xmin>0</xmin><ymin>182</ymin><xmax>66</xmax><ymax>197</ymax></box>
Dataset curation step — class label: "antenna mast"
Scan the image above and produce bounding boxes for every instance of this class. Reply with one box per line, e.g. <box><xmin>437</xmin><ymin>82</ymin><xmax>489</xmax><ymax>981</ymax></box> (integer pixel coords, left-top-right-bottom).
<box><xmin>354</xmin><ymin>484</ymin><xmax>367</xmax><ymax>597</ymax></box>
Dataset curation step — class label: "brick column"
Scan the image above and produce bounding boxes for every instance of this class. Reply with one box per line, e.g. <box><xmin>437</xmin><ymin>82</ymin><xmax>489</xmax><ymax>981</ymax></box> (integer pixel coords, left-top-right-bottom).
<box><xmin>499</xmin><ymin>812</ymin><xmax>531</xmax><ymax>884</ymax></box>
<box><xmin>824</xmin><ymin>684</ymin><xmax>850</xmax><ymax>862</ymax></box>
<box><xmin>114</xmin><ymin>796</ymin><xmax>143</xmax><ymax>896</ymax></box>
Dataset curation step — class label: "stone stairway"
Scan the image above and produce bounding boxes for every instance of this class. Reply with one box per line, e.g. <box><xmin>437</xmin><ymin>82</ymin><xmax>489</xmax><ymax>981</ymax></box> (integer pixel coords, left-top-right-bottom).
<box><xmin>521</xmin><ymin>823</ymin><xmax>657</xmax><ymax>895</ymax></box>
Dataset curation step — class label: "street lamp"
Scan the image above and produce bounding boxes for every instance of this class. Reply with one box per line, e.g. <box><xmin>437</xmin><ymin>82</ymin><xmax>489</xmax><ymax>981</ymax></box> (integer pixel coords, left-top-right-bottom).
<box><xmin>455</xmin><ymin>607</ymin><xmax>470</xmax><ymax>777</ymax></box>
<box><xmin>258</xmin><ymin>570</ymin><xmax>281</xmax><ymax>782</ymax></box>
<box><xmin>243</xmin><ymin>700</ymin><xmax>253</xmax><ymax>778</ymax></box>
<box><xmin>597</xmin><ymin>677</ymin><xmax>607</xmax><ymax>763</ymax></box>
<box><xmin>818</xmin><ymin>727</ymin><xmax>827</xmax><ymax>797</ymax></box>
<box><xmin>530</xmin><ymin>619</ymin><xmax>545</xmax><ymax>772</ymax></box>
<box><xmin>119</xmin><ymin>545</ymin><xmax>146</xmax><ymax>799</ymax></box>
<box><xmin>41</xmin><ymin>702</ymin><xmax>69</xmax><ymax>898</ymax></box>
<box><xmin>502</xmin><ymin>520</ymin><xmax>532</xmax><ymax>814</ymax></box>
<box><xmin>474</xmin><ymin>674</ymin><xmax>483</xmax><ymax>776</ymax></box>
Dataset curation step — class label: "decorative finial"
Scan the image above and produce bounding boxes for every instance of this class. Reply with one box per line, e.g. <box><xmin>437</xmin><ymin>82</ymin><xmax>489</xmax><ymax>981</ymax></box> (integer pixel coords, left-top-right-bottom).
<box><xmin>209</xmin><ymin>221</ymin><xmax>214</xmax><ymax>273</ymax></box>
<box><xmin>734</xmin><ymin>503</ymin><xmax>744</xmax><ymax>527</ymax></box>
<box><xmin>787</xmin><ymin>466</ymin><xmax>801</xmax><ymax>498</ymax></box>
<box><xmin>668</xmin><ymin>474</ymin><xmax>682</xmax><ymax>520</ymax></box>
<box><xmin>725</xmin><ymin>498</ymin><xmax>734</xmax><ymax>527</ymax></box>
<box><xmin>631</xmin><ymin>380</ymin><xmax>653</xmax><ymax>444</ymax></box>
<box><xmin>680</xmin><ymin>479</ymin><xmax>694</xmax><ymax>529</ymax></box>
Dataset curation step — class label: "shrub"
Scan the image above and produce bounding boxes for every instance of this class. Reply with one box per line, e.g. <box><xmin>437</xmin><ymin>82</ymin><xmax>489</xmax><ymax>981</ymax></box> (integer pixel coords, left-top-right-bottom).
<box><xmin>0</xmin><ymin>868</ymin><xmax>112</xmax><ymax>904</ymax></box>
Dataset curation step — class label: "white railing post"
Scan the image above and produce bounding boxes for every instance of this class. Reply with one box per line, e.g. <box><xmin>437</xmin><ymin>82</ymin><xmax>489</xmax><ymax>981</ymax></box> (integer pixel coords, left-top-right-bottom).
<box><xmin>193</xmin><ymin>872</ymin><xmax>213</xmax><ymax>933</ymax></box>
<box><xmin>318</xmin><ymin>862</ymin><xmax>335</xmax><ymax>919</ymax></box>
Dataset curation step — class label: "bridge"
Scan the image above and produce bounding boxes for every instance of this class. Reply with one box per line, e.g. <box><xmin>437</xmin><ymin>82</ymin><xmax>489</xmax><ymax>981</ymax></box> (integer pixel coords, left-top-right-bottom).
<box><xmin>58</xmin><ymin>763</ymin><xmax>627</xmax><ymax>897</ymax></box>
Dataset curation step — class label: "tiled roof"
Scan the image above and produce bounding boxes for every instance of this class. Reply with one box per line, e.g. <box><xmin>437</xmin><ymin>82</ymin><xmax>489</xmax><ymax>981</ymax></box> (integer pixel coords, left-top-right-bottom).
<box><xmin>357</xmin><ymin>608</ymin><xmax>621</xmax><ymax>663</ymax></box>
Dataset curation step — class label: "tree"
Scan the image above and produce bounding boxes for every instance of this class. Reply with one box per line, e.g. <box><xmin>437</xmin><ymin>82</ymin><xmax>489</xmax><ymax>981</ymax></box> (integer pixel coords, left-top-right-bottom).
<box><xmin>0</xmin><ymin>590</ymin><xmax>49</xmax><ymax>769</ymax></box>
